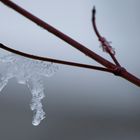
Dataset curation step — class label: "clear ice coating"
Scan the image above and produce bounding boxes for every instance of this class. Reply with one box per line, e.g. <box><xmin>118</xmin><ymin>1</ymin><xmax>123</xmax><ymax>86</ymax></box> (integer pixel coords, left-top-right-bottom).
<box><xmin>0</xmin><ymin>49</ymin><xmax>58</xmax><ymax>126</ymax></box>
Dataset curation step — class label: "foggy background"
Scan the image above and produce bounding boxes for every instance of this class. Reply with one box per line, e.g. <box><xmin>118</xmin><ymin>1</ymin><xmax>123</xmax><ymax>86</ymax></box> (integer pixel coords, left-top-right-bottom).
<box><xmin>0</xmin><ymin>0</ymin><xmax>140</xmax><ymax>140</ymax></box>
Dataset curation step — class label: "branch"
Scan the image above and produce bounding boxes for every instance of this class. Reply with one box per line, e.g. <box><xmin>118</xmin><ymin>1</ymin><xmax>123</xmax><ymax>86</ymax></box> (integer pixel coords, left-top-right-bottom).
<box><xmin>0</xmin><ymin>0</ymin><xmax>140</xmax><ymax>87</ymax></box>
<box><xmin>0</xmin><ymin>0</ymin><xmax>115</xmax><ymax>69</ymax></box>
<box><xmin>0</xmin><ymin>43</ymin><xmax>114</xmax><ymax>73</ymax></box>
<box><xmin>92</xmin><ymin>6</ymin><xmax>121</xmax><ymax>66</ymax></box>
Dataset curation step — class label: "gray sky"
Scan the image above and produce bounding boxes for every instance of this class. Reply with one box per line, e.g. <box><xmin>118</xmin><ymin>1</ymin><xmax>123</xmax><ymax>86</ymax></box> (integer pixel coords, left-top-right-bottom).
<box><xmin>0</xmin><ymin>0</ymin><xmax>140</xmax><ymax>140</ymax></box>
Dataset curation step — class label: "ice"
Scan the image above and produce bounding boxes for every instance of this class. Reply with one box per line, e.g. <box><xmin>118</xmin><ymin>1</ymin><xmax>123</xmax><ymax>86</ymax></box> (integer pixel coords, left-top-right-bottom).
<box><xmin>0</xmin><ymin>49</ymin><xmax>58</xmax><ymax>126</ymax></box>
<box><xmin>99</xmin><ymin>37</ymin><xmax>115</xmax><ymax>55</ymax></box>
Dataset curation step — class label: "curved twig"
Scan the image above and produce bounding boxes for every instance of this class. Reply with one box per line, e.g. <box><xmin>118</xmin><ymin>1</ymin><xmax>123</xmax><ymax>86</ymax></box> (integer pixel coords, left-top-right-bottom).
<box><xmin>0</xmin><ymin>43</ymin><xmax>114</xmax><ymax>73</ymax></box>
<box><xmin>92</xmin><ymin>6</ymin><xmax>121</xmax><ymax>66</ymax></box>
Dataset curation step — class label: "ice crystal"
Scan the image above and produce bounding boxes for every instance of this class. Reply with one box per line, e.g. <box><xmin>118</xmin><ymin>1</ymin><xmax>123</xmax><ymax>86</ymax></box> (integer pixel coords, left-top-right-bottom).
<box><xmin>99</xmin><ymin>37</ymin><xmax>115</xmax><ymax>55</ymax></box>
<box><xmin>0</xmin><ymin>49</ymin><xmax>58</xmax><ymax>126</ymax></box>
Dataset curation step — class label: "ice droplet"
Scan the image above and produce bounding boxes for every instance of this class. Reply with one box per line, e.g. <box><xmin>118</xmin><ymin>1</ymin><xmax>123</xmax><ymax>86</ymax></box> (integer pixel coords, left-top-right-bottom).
<box><xmin>0</xmin><ymin>49</ymin><xmax>58</xmax><ymax>126</ymax></box>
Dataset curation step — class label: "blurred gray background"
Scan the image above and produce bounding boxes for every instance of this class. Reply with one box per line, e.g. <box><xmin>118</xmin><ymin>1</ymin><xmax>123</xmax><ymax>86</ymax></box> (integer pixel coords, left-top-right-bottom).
<box><xmin>0</xmin><ymin>0</ymin><xmax>140</xmax><ymax>140</ymax></box>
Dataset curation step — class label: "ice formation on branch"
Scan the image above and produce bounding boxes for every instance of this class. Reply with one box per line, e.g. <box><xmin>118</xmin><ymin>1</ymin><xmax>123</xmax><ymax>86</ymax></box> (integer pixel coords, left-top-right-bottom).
<box><xmin>99</xmin><ymin>37</ymin><xmax>115</xmax><ymax>55</ymax></box>
<box><xmin>0</xmin><ymin>49</ymin><xmax>58</xmax><ymax>126</ymax></box>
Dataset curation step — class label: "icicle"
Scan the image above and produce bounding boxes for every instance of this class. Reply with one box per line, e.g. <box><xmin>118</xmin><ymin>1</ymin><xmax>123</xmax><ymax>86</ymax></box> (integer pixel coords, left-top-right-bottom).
<box><xmin>0</xmin><ymin>49</ymin><xmax>58</xmax><ymax>126</ymax></box>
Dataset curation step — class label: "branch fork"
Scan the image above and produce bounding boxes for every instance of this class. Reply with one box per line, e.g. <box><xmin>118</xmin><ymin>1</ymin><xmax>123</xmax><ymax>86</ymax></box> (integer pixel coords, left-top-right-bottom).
<box><xmin>0</xmin><ymin>0</ymin><xmax>140</xmax><ymax>87</ymax></box>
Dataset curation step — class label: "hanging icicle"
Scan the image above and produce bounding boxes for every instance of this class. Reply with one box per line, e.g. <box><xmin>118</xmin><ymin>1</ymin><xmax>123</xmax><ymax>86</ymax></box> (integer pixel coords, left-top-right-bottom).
<box><xmin>0</xmin><ymin>49</ymin><xmax>58</xmax><ymax>126</ymax></box>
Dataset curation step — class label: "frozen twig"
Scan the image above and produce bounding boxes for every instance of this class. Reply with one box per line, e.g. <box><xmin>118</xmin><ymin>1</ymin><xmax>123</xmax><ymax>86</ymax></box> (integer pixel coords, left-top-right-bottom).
<box><xmin>92</xmin><ymin>6</ymin><xmax>121</xmax><ymax>66</ymax></box>
<box><xmin>0</xmin><ymin>43</ymin><xmax>114</xmax><ymax>73</ymax></box>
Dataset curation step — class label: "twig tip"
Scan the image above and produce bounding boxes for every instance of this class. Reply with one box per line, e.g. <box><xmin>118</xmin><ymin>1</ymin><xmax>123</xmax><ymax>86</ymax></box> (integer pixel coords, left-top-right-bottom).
<box><xmin>92</xmin><ymin>6</ymin><xmax>96</xmax><ymax>16</ymax></box>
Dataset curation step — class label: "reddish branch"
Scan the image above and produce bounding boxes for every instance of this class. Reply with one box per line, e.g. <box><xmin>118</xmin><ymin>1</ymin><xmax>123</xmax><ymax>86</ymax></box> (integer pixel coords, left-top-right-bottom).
<box><xmin>0</xmin><ymin>43</ymin><xmax>114</xmax><ymax>73</ymax></box>
<box><xmin>0</xmin><ymin>0</ymin><xmax>140</xmax><ymax>87</ymax></box>
<box><xmin>92</xmin><ymin>6</ymin><xmax>121</xmax><ymax>67</ymax></box>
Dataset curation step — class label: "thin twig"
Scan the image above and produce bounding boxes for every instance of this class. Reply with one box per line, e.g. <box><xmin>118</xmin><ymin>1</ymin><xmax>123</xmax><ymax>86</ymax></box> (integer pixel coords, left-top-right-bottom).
<box><xmin>0</xmin><ymin>43</ymin><xmax>114</xmax><ymax>73</ymax></box>
<box><xmin>92</xmin><ymin>6</ymin><xmax>121</xmax><ymax>66</ymax></box>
